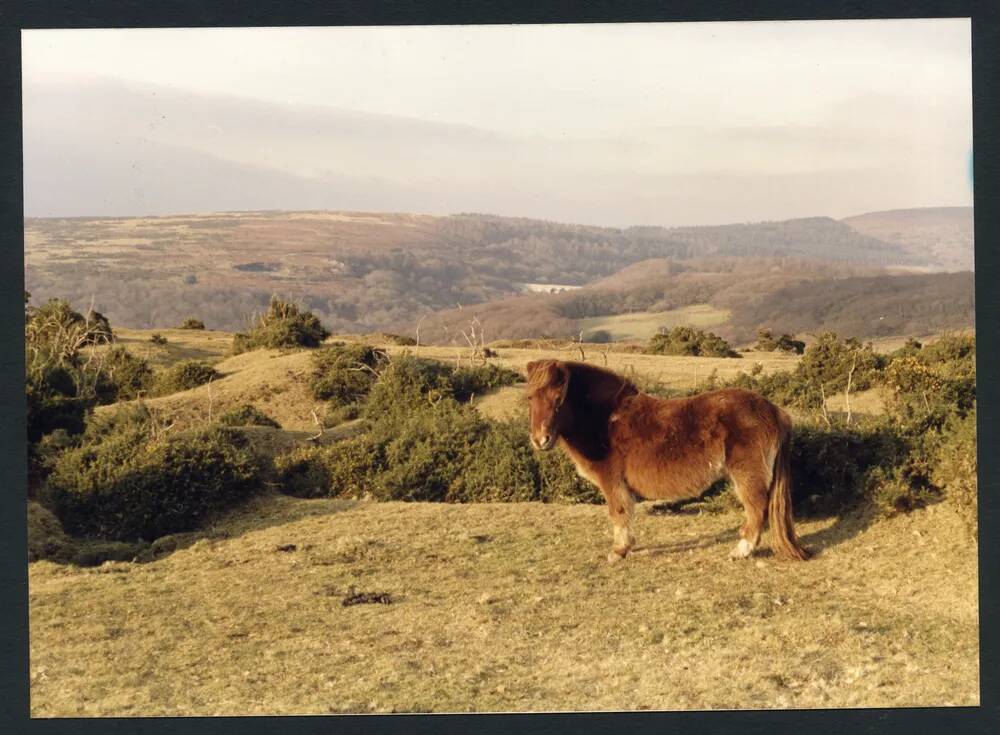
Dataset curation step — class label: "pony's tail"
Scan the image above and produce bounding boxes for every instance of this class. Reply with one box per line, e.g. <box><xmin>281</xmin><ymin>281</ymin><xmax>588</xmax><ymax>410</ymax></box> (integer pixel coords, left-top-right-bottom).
<box><xmin>768</xmin><ymin>427</ymin><xmax>810</xmax><ymax>561</ymax></box>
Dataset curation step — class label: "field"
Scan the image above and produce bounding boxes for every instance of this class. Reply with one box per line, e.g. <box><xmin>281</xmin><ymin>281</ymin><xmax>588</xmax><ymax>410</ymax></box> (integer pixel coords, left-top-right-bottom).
<box><xmin>579</xmin><ymin>304</ymin><xmax>731</xmax><ymax>342</ymax></box>
<box><xmin>30</xmin><ymin>328</ymin><xmax>979</xmax><ymax>715</ymax></box>
<box><xmin>29</xmin><ymin>493</ymin><xmax>979</xmax><ymax>715</ymax></box>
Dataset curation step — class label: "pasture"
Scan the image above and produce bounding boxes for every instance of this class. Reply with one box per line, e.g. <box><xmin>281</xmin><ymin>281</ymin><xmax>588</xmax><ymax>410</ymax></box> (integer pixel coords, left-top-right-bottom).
<box><xmin>29</xmin><ymin>493</ymin><xmax>978</xmax><ymax>715</ymax></box>
<box><xmin>579</xmin><ymin>303</ymin><xmax>731</xmax><ymax>342</ymax></box>
<box><xmin>30</xmin><ymin>328</ymin><xmax>979</xmax><ymax>715</ymax></box>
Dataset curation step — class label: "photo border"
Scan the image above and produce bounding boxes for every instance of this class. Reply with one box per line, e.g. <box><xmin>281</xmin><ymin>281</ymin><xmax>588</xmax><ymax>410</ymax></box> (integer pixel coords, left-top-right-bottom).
<box><xmin>1</xmin><ymin>2</ymin><xmax>996</xmax><ymax>734</ymax></box>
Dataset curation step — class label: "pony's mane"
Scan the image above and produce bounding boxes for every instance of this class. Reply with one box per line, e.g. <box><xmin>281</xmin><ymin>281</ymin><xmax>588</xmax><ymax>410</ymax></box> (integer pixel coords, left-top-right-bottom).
<box><xmin>526</xmin><ymin>360</ymin><xmax>636</xmax><ymax>404</ymax></box>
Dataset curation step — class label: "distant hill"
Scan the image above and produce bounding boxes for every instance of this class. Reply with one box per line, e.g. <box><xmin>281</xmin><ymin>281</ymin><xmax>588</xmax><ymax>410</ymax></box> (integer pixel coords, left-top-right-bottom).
<box><xmin>24</xmin><ymin>209</ymin><xmax>922</xmax><ymax>334</ymax></box>
<box><xmin>405</xmin><ymin>256</ymin><xmax>974</xmax><ymax>345</ymax></box>
<box><xmin>842</xmin><ymin>207</ymin><xmax>973</xmax><ymax>271</ymax></box>
<box><xmin>727</xmin><ymin>271</ymin><xmax>975</xmax><ymax>341</ymax></box>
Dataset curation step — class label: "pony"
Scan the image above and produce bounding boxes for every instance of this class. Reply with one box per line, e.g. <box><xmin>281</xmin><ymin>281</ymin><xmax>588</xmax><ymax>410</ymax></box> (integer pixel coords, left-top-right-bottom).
<box><xmin>525</xmin><ymin>360</ymin><xmax>809</xmax><ymax>563</ymax></box>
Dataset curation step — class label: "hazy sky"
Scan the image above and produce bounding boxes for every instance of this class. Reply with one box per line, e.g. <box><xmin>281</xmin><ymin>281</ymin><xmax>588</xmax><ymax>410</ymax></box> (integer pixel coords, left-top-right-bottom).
<box><xmin>22</xmin><ymin>20</ymin><xmax>973</xmax><ymax>225</ymax></box>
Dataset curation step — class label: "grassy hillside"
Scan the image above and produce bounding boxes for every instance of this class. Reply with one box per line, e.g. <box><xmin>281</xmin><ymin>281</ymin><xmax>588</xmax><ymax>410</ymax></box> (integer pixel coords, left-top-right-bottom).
<box><xmin>579</xmin><ymin>304</ymin><xmax>731</xmax><ymax>342</ymax></box>
<box><xmin>29</xmin><ymin>493</ymin><xmax>978</xmax><ymax>715</ymax></box>
<box><xmin>727</xmin><ymin>272</ymin><xmax>975</xmax><ymax>342</ymax></box>
<box><xmin>407</xmin><ymin>259</ymin><xmax>973</xmax><ymax>346</ymax></box>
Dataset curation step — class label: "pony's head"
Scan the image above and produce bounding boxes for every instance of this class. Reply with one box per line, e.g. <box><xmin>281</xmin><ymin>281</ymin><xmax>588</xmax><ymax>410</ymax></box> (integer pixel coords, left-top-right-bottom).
<box><xmin>525</xmin><ymin>360</ymin><xmax>571</xmax><ymax>450</ymax></box>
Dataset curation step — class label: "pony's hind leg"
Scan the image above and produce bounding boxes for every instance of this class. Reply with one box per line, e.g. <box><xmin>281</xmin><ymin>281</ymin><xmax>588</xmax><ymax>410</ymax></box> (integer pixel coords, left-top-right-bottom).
<box><xmin>728</xmin><ymin>470</ymin><xmax>769</xmax><ymax>560</ymax></box>
<box><xmin>606</xmin><ymin>482</ymin><xmax>637</xmax><ymax>564</ymax></box>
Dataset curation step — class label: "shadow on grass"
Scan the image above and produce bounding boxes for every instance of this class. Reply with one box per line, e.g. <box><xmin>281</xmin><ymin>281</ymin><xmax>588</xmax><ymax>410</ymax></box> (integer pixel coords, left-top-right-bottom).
<box><xmin>641</xmin><ymin>498</ymin><xmax>886</xmax><ymax>560</ymax></box>
<box><xmin>43</xmin><ymin>491</ymin><xmax>361</xmax><ymax>568</ymax></box>
<box><xmin>631</xmin><ymin>528</ymin><xmax>738</xmax><ymax>557</ymax></box>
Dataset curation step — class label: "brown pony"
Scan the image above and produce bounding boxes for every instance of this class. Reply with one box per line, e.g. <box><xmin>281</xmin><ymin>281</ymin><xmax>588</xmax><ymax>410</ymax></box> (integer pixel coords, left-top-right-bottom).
<box><xmin>526</xmin><ymin>360</ymin><xmax>809</xmax><ymax>563</ymax></box>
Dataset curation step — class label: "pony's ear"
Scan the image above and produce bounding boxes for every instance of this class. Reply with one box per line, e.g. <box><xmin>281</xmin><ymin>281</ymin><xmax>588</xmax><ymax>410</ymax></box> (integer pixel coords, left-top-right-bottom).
<box><xmin>548</xmin><ymin>361</ymin><xmax>569</xmax><ymax>387</ymax></box>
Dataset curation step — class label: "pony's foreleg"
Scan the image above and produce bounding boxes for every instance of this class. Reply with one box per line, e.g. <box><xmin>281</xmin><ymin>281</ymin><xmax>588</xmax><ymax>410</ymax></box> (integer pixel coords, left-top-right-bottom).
<box><xmin>605</xmin><ymin>482</ymin><xmax>636</xmax><ymax>564</ymax></box>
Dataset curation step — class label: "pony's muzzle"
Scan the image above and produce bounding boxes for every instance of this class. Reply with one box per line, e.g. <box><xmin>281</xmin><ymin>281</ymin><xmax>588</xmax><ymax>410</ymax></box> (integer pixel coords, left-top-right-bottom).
<box><xmin>533</xmin><ymin>434</ymin><xmax>555</xmax><ymax>451</ymax></box>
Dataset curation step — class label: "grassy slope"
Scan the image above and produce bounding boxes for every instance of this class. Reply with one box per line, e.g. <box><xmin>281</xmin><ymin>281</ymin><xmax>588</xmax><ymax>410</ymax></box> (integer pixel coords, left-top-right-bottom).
<box><xmin>29</xmin><ymin>493</ymin><xmax>978</xmax><ymax>715</ymax></box>
<box><xmin>579</xmin><ymin>304</ymin><xmax>731</xmax><ymax>342</ymax></box>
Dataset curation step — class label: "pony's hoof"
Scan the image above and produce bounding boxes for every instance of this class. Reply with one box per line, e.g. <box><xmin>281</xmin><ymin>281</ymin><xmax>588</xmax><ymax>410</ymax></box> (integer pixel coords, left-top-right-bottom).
<box><xmin>729</xmin><ymin>539</ymin><xmax>754</xmax><ymax>560</ymax></box>
<box><xmin>607</xmin><ymin>550</ymin><xmax>627</xmax><ymax>564</ymax></box>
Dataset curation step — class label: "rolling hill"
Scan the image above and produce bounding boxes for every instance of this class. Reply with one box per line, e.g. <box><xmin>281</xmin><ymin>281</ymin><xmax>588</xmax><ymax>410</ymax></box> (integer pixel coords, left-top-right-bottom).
<box><xmin>842</xmin><ymin>207</ymin><xmax>973</xmax><ymax>271</ymax></box>
<box><xmin>24</xmin><ymin>208</ymin><xmax>943</xmax><ymax>338</ymax></box>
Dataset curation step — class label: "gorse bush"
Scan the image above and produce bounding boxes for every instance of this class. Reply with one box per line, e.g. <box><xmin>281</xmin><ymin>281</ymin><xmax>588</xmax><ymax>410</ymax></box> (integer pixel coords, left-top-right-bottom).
<box><xmin>273</xmin><ymin>359</ymin><xmax>594</xmax><ymax>504</ymax></box>
<box><xmin>692</xmin><ymin>332</ymin><xmax>885</xmax><ymax>412</ymax></box>
<box><xmin>149</xmin><ymin>333</ymin><xmax>168</xmax><ymax>346</ymax></box>
<box><xmin>450</xmin><ymin>363</ymin><xmax>522</xmax><ymax>402</ymax></box>
<box><xmin>646</xmin><ymin>326</ymin><xmax>739</xmax><ymax>358</ymax></box>
<box><xmin>310</xmin><ymin>343</ymin><xmax>389</xmax><ymax>405</ymax></box>
<box><xmin>232</xmin><ymin>296</ymin><xmax>330</xmax><ymax>353</ymax></box>
<box><xmin>690</xmin><ymin>332</ymin><xmax>976</xmax><ymax>523</ymax></box>
<box><xmin>218</xmin><ymin>404</ymin><xmax>280</xmax><ymax>428</ymax></box>
<box><xmin>24</xmin><ymin>294</ymin><xmax>141</xmax><ymax>444</ymax></box>
<box><xmin>95</xmin><ymin>346</ymin><xmax>154</xmax><ymax>403</ymax></box>
<box><xmin>796</xmin><ymin>332</ymin><xmax>884</xmax><ymax>395</ymax></box>
<box><xmin>153</xmin><ymin>360</ymin><xmax>220</xmax><ymax>395</ymax></box>
<box><xmin>929</xmin><ymin>409</ymin><xmax>978</xmax><ymax>535</ymax></box>
<box><xmin>754</xmin><ymin>328</ymin><xmax>805</xmax><ymax>354</ymax></box>
<box><xmin>45</xmin><ymin>405</ymin><xmax>261</xmax><ymax>541</ymax></box>
<box><xmin>179</xmin><ymin>317</ymin><xmax>206</xmax><ymax>330</ymax></box>
<box><xmin>26</xmin><ymin>298</ymin><xmax>113</xmax><ymax>351</ymax></box>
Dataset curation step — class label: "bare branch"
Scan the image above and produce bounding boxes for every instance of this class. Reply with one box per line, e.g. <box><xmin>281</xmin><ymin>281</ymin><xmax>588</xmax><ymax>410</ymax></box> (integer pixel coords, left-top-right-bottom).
<box><xmin>306</xmin><ymin>409</ymin><xmax>324</xmax><ymax>442</ymax></box>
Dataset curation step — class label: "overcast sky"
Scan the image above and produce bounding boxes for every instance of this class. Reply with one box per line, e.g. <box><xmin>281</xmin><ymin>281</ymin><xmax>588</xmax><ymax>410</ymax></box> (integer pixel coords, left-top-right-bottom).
<box><xmin>21</xmin><ymin>20</ymin><xmax>973</xmax><ymax>226</ymax></box>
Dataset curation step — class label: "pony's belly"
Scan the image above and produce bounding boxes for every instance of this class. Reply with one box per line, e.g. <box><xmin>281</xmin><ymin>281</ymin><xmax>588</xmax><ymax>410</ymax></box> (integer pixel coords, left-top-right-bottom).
<box><xmin>625</xmin><ymin>451</ymin><xmax>725</xmax><ymax>501</ymax></box>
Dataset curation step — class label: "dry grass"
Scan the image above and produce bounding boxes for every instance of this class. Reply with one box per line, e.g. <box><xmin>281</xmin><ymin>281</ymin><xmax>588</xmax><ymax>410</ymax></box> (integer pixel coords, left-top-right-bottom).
<box><xmin>104</xmin><ymin>327</ymin><xmax>235</xmax><ymax>369</ymax></box>
<box><xmin>29</xmin><ymin>494</ymin><xmax>979</xmax><ymax>715</ymax></box>
<box><xmin>95</xmin><ymin>348</ymin><xmax>323</xmax><ymax>432</ymax></box>
<box><xmin>579</xmin><ymin>304</ymin><xmax>731</xmax><ymax>342</ymax></box>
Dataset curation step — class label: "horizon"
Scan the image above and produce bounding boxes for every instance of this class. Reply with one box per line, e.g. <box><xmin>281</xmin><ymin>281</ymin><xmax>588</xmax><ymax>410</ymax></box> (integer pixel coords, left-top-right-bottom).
<box><xmin>20</xmin><ymin>204</ymin><xmax>974</xmax><ymax>233</ymax></box>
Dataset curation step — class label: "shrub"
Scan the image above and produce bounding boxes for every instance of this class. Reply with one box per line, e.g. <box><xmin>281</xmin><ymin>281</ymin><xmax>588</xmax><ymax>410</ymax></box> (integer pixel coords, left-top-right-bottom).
<box><xmin>154</xmin><ymin>360</ymin><xmax>219</xmax><ymax>395</ymax></box>
<box><xmin>26</xmin><ymin>369</ymin><xmax>89</xmax><ymax>443</ymax></box>
<box><xmin>46</xmin><ymin>407</ymin><xmax>261</xmax><ymax>541</ymax></box>
<box><xmin>149</xmin><ymin>333</ymin><xmax>168</xmax><ymax>346</ymax></box>
<box><xmin>323</xmin><ymin>403</ymin><xmax>362</xmax><ymax>427</ymax></box>
<box><xmin>754</xmin><ymin>328</ymin><xmax>805</xmax><ymax>354</ymax></box>
<box><xmin>95</xmin><ymin>346</ymin><xmax>154</xmax><ymax>403</ymax></box>
<box><xmin>797</xmin><ymin>332</ymin><xmax>884</xmax><ymax>395</ymax></box>
<box><xmin>24</xmin><ymin>295</ymin><xmax>118</xmax><ymax>443</ymax></box>
<box><xmin>27</xmin><ymin>501</ymin><xmax>73</xmax><ymax>563</ymax></box>
<box><xmin>929</xmin><ymin>409</ymin><xmax>978</xmax><ymax>535</ymax></box>
<box><xmin>310</xmin><ymin>343</ymin><xmax>389</xmax><ymax>405</ymax></box>
<box><xmin>370</xmin><ymin>332</ymin><xmax>417</xmax><ymax>346</ymax></box>
<box><xmin>26</xmin><ymin>299</ymin><xmax>114</xmax><ymax>349</ymax></box>
<box><xmin>646</xmin><ymin>326</ymin><xmax>739</xmax><ymax>358</ymax></box>
<box><xmin>449</xmin><ymin>363</ymin><xmax>522</xmax><ymax>402</ymax></box>
<box><xmin>232</xmin><ymin>296</ymin><xmax>330</xmax><ymax>353</ymax></box>
<box><xmin>444</xmin><ymin>420</ymin><xmax>540</xmax><ymax>502</ymax></box>
<box><xmin>218</xmin><ymin>404</ymin><xmax>280</xmax><ymax>428</ymax></box>
<box><xmin>372</xmin><ymin>399</ymin><xmax>488</xmax><ymax>501</ymax></box>
<box><xmin>882</xmin><ymin>334</ymin><xmax>975</xmax><ymax>428</ymax></box>
<box><xmin>179</xmin><ymin>317</ymin><xmax>206</xmax><ymax>330</ymax></box>
<box><xmin>273</xmin><ymin>438</ymin><xmax>383</xmax><ymax>498</ymax></box>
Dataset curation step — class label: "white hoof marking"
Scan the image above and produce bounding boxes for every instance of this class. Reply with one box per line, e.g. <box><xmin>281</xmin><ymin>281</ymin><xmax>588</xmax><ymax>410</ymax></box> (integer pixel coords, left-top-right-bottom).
<box><xmin>730</xmin><ymin>539</ymin><xmax>754</xmax><ymax>560</ymax></box>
